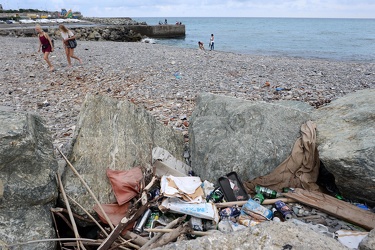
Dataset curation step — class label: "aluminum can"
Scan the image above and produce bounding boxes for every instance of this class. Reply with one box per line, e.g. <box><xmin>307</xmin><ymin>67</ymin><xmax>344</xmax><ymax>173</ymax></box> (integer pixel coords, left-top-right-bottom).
<box><xmin>275</xmin><ymin>200</ymin><xmax>293</xmax><ymax>220</ymax></box>
<box><xmin>253</xmin><ymin>193</ymin><xmax>265</xmax><ymax>204</ymax></box>
<box><xmin>133</xmin><ymin>209</ymin><xmax>152</xmax><ymax>234</ymax></box>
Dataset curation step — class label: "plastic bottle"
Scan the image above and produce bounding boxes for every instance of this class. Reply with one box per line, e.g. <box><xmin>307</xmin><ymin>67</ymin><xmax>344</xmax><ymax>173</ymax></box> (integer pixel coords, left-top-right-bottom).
<box><xmin>241</xmin><ymin>198</ymin><xmax>273</xmax><ymax>220</ymax></box>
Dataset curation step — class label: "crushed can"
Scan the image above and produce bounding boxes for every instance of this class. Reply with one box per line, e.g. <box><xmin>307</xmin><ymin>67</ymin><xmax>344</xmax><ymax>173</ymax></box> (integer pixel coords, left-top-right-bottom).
<box><xmin>219</xmin><ymin>205</ymin><xmax>241</xmax><ymax>218</ymax></box>
<box><xmin>253</xmin><ymin>193</ymin><xmax>265</xmax><ymax>204</ymax></box>
<box><xmin>275</xmin><ymin>200</ymin><xmax>293</xmax><ymax>220</ymax></box>
<box><xmin>206</xmin><ymin>187</ymin><xmax>224</xmax><ymax>203</ymax></box>
<box><xmin>145</xmin><ymin>211</ymin><xmax>160</xmax><ymax>229</ymax></box>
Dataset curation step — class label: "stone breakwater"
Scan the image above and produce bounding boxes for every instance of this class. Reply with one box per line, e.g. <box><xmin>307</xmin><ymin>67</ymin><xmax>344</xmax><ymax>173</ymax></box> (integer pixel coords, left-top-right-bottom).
<box><xmin>0</xmin><ymin>36</ymin><xmax>374</xmax><ymax>149</ymax></box>
<box><xmin>0</xmin><ymin>17</ymin><xmax>184</xmax><ymax>41</ymax></box>
<box><xmin>81</xmin><ymin>17</ymin><xmax>147</xmax><ymax>25</ymax></box>
<box><xmin>0</xmin><ymin>24</ymin><xmax>143</xmax><ymax>42</ymax></box>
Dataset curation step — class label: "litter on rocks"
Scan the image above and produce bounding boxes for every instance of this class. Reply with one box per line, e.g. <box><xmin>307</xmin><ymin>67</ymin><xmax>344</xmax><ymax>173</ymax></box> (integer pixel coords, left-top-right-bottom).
<box><xmin>40</xmin><ymin>145</ymin><xmax>375</xmax><ymax>249</ymax></box>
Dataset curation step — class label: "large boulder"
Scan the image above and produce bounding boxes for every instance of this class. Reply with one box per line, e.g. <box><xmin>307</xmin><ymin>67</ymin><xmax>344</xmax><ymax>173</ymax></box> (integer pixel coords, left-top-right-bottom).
<box><xmin>0</xmin><ymin>110</ymin><xmax>58</xmax><ymax>250</ymax></box>
<box><xmin>359</xmin><ymin>228</ymin><xmax>375</xmax><ymax>250</ymax></box>
<box><xmin>189</xmin><ymin>93</ymin><xmax>313</xmax><ymax>183</ymax></box>
<box><xmin>315</xmin><ymin>89</ymin><xmax>375</xmax><ymax>206</ymax></box>
<box><xmin>155</xmin><ymin>220</ymin><xmax>348</xmax><ymax>250</ymax></box>
<box><xmin>63</xmin><ymin>94</ymin><xmax>184</xmax><ymax>214</ymax></box>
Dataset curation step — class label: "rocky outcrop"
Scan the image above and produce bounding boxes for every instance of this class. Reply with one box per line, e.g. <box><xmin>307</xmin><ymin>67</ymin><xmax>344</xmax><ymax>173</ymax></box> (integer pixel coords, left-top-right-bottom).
<box><xmin>0</xmin><ymin>25</ymin><xmax>143</xmax><ymax>42</ymax></box>
<box><xmin>0</xmin><ymin>111</ymin><xmax>58</xmax><ymax>249</ymax></box>
<box><xmin>315</xmin><ymin>89</ymin><xmax>375</xmax><ymax>206</ymax></box>
<box><xmin>155</xmin><ymin>220</ymin><xmax>348</xmax><ymax>250</ymax></box>
<box><xmin>189</xmin><ymin>93</ymin><xmax>313</xmax><ymax>183</ymax></box>
<box><xmin>51</xmin><ymin>26</ymin><xmax>143</xmax><ymax>42</ymax></box>
<box><xmin>62</xmin><ymin>94</ymin><xmax>184</xmax><ymax>214</ymax></box>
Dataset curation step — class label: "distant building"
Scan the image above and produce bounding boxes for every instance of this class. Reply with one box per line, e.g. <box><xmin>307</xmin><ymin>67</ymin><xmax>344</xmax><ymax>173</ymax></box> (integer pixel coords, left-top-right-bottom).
<box><xmin>0</xmin><ymin>4</ymin><xmax>3</xmax><ymax>11</ymax></box>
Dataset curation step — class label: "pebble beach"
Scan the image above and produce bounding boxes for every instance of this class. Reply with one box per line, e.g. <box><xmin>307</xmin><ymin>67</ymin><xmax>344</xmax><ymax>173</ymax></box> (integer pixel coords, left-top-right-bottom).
<box><xmin>1</xmin><ymin>36</ymin><xmax>374</xmax><ymax>148</ymax></box>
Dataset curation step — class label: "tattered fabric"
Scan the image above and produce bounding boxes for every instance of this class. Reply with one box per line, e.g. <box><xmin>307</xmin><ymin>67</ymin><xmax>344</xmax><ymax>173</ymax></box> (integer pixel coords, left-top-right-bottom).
<box><xmin>244</xmin><ymin>121</ymin><xmax>320</xmax><ymax>193</ymax></box>
<box><xmin>107</xmin><ymin>167</ymin><xmax>143</xmax><ymax>205</ymax></box>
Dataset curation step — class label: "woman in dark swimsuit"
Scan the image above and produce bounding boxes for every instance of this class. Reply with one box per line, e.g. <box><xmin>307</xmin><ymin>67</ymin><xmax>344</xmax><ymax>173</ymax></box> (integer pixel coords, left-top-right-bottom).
<box><xmin>35</xmin><ymin>25</ymin><xmax>54</xmax><ymax>71</ymax></box>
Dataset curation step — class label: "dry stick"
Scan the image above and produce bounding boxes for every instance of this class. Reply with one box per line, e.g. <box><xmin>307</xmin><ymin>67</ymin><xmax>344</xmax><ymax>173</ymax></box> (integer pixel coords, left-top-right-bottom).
<box><xmin>56</xmin><ymin>173</ymin><xmax>86</xmax><ymax>250</ymax></box>
<box><xmin>123</xmin><ymin>231</ymin><xmax>148</xmax><ymax>247</ymax></box>
<box><xmin>57</xmin><ymin>147</ymin><xmax>115</xmax><ymax>230</ymax></box>
<box><xmin>97</xmin><ymin>203</ymin><xmax>149</xmax><ymax>250</ymax></box>
<box><xmin>6</xmin><ymin>238</ymin><xmax>100</xmax><ymax>248</ymax></box>
<box><xmin>67</xmin><ymin>195</ymin><xmax>109</xmax><ymax>237</ymax></box>
<box><xmin>140</xmin><ymin>215</ymin><xmax>187</xmax><ymax>250</ymax></box>
<box><xmin>68</xmin><ymin>193</ymin><xmax>142</xmax><ymax>249</ymax></box>
<box><xmin>51</xmin><ymin>207</ymin><xmax>94</xmax><ymax>223</ymax></box>
<box><xmin>97</xmin><ymin>173</ymin><xmax>156</xmax><ymax>250</ymax></box>
<box><xmin>50</xmin><ymin>209</ymin><xmax>64</xmax><ymax>250</ymax></box>
<box><xmin>53</xmin><ymin>211</ymin><xmax>75</xmax><ymax>232</ymax></box>
<box><xmin>145</xmin><ymin>228</ymin><xmax>212</xmax><ymax>237</ymax></box>
<box><xmin>215</xmin><ymin>198</ymin><xmax>296</xmax><ymax>208</ymax></box>
<box><xmin>149</xmin><ymin>224</ymin><xmax>192</xmax><ymax>249</ymax></box>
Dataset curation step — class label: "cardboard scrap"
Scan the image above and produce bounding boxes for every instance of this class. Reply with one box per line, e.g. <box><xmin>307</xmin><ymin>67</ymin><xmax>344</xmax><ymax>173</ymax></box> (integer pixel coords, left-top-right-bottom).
<box><xmin>160</xmin><ymin>197</ymin><xmax>219</xmax><ymax>223</ymax></box>
<box><xmin>152</xmin><ymin>147</ymin><xmax>191</xmax><ymax>176</ymax></box>
<box><xmin>284</xmin><ymin>188</ymin><xmax>375</xmax><ymax>230</ymax></box>
<box><xmin>160</xmin><ymin>175</ymin><xmax>204</xmax><ymax>203</ymax></box>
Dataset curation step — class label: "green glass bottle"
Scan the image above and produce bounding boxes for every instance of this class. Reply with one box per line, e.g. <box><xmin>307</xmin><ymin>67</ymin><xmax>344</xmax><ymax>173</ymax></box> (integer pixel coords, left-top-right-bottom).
<box><xmin>255</xmin><ymin>185</ymin><xmax>280</xmax><ymax>199</ymax></box>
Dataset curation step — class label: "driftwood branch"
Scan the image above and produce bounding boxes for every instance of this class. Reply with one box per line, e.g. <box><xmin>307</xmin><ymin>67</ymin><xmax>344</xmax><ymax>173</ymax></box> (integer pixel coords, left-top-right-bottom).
<box><xmin>149</xmin><ymin>223</ymin><xmax>192</xmax><ymax>249</ymax></box>
<box><xmin>68</xmin><ymin>192</ymin><xmax>144</xmax><ymax>249</ymax></box>
<box><xmin>140</xmin><ymin>215</ymin><xmax>186</xmax><ymax>250</ymax></box>
<box><xmin>215</xmin><ymin>198</ymin><xmax>296</xmax><ymax>208</ymax></box>
<box><xmin>123</xmin><ymin>231</ymin><xmax>148</xmax><ymax>247</ymax></box>
<box><xmin>6</xmin><ymin>238</ymin><xmax>99</xmax><ymax>248</ymax></box>
<box><xmin>57</xmin><ymin>147</ymin><xmax>115</xmax><ymax>230</ymax></box>
<box><xmin>97</xmin><ymin>204</ymin><xmax>150</xmax><ymax>250</ymax></box>
<box><xmin>145</xmin><ymin>228</ymin><xmax>212</xmax><ymax>236</ymax></box>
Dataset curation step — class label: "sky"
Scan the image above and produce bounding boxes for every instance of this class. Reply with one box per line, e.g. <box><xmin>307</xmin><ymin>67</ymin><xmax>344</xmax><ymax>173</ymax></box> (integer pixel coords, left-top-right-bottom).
<box><xmin>2</xmin><ymin>0</ymin><xmax>374</xmax><ymax>19</ymax></box>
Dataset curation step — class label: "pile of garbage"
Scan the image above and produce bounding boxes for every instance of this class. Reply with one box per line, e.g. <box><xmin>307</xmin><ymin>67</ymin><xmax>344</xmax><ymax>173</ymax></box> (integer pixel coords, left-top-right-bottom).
<box><xmin>52</xmin><ymin>147</ymin><xmax>374</xmax><ymax>250</ymax></box>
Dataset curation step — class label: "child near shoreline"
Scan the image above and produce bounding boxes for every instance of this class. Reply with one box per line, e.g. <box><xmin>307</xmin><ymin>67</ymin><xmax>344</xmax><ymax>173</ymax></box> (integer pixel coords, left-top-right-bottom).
<box><xmin>198</xmin><ymin>41</ymin><xmax>205</xmax><ymax>51</ymax></box>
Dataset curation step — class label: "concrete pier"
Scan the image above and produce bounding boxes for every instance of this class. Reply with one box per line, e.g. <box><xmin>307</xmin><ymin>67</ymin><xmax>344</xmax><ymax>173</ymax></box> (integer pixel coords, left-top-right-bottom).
<box><xmin>129</xmin><ymin>24</ymin><xmax>185</xmax><ymax>38</ymax></box>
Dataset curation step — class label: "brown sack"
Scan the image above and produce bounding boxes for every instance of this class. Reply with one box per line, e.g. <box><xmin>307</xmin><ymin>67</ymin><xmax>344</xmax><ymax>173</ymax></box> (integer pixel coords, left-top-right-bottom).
<box><xmin>244</xmin><ymin>121</ymin><xmax>320</xmax><ymax>193</ymax></box>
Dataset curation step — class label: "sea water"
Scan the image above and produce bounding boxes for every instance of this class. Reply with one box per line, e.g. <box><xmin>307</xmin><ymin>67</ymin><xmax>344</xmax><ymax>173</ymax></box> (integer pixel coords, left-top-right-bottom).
<box><xmin>133</xmin><ymin>17</ymin><xmax>375</xmax><ymax>62</ymax></box>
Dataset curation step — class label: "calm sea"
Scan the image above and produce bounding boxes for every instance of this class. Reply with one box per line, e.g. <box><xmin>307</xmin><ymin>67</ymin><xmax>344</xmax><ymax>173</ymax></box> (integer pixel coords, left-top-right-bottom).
<box><xmin>133</xmin><ymin>17</ymin><xmax>375</xmax><ymax>62</ymax></box>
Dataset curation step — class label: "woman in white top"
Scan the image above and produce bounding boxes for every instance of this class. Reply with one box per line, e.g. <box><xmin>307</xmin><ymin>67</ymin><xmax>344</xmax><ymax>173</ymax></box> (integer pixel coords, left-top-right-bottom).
<box><xmin>59</xmin><ymin>24</ymin><xmax>82</xmax><ymax>67</ymax></box>
<box><xmin>210</xmin><ymin>34</ymin><xmax>214</xmax><ymax>51</ymax></box>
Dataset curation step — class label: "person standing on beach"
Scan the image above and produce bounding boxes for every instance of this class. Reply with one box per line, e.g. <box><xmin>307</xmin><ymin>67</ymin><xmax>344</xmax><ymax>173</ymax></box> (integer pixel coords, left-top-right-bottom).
<box><xmin>35</xmin><ymin>24</ymin><xmax>54</xmax><ymax>71</ymax></box>
<box><xmin>210</xmin><ymin>34</ymin><xmax>215</xmax><ymax>51</ymax></box>
<box><xmin>59</xmin><ymin>24</ymin><xmax>82</xmax><ymax>67</ymax></box>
